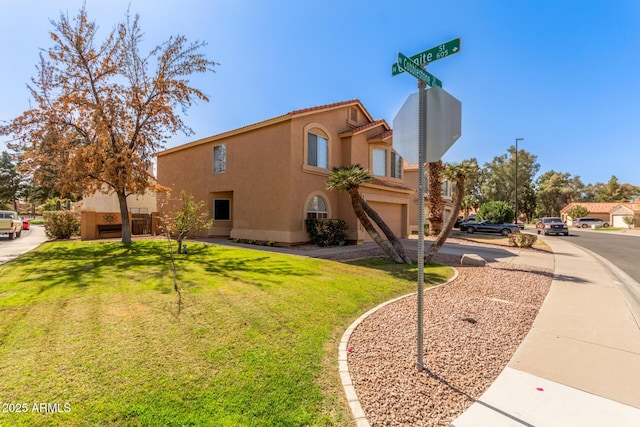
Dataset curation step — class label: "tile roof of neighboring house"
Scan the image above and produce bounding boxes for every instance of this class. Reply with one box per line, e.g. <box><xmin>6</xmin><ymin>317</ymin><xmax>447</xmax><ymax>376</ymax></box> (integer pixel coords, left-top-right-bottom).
<box><xmin>158</xmin><ymin>99</ymin><xmax>375</xmax><ymax>156</ymax></box>
<box><xmin>561</xmin><ymin>202</ymin><xmax>640</xmax><ymax>214</ymax></box>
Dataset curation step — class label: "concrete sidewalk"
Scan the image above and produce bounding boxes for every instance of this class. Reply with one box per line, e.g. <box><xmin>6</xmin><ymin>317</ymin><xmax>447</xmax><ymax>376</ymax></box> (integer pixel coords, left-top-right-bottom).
<box><xmin>451</xmin><ymin>236</ymin><xmax>640</xmax><ymax>426</ymax></box>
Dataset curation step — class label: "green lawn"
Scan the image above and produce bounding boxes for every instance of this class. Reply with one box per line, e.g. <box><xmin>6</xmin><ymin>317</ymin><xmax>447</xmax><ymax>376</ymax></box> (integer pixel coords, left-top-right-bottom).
<box><xmin>0</xmin><ymin>240</ymin><xmax>453</xmax><ymax>426</ymax></box>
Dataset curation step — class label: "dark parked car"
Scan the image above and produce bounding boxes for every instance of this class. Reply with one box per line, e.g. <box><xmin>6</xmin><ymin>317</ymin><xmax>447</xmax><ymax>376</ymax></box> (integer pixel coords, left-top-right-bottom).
<box><xmin>536</xmin><ymin>217</ymin><xmax>569</xmax><ymax>236</ymax></box>
<box><xmin>460</xmin><ymin>220</ymin><xmax>519</xmax><ymax>236</ymax></box>
<box><xmin>573</xmin><ymin>217</ymin><xmax>609</xmax><ymax>228</ymax></box>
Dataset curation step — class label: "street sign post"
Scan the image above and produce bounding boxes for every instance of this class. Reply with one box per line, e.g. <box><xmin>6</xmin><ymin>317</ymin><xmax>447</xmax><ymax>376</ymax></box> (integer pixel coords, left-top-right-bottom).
<box><xmin>392</xmin><ymin>37</ymin><xmax>461</xmax><ymax>76</ymax></box>
<box><xmin>391</xmin><ymin>38</ymin><xmax>461</xmax><ymax>371</ymax></box>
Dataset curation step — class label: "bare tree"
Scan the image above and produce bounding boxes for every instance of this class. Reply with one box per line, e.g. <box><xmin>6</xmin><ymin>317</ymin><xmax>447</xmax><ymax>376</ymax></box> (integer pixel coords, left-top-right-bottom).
<box><xmin>1</xmin><ymin>6</ymin><xmax>216</xmax><ymax>243</ymax></box>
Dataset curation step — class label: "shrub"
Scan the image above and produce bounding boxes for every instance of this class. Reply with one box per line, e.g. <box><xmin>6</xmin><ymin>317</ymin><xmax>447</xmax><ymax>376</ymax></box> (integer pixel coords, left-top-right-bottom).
<box><xmin>508</xmin><ymin>231</ymin><xmax>538</xmax><ymax>248</ymax></box>
<box><xmin>305</xmin><ymin>218</ymin><xmax>348</xmax><ymax>247</ymax></box>
<box><xmin>43</xmin><ymin>211</ymin><xmax>81</xmax><ymax>239</ymax></box>
<box><xmin>622</xmin><ymin>215</ymin><xmax>636</xmax><ymax>229</ymax></box>
<box><xmin>477</xmin><ymin>201</ymin><xmax>515</xmax><ymax>224</ymax></box>
<box><xmin>566</xmin><ymin>205</ymin><xmax>590</xmax><ymax>221</ymax></box>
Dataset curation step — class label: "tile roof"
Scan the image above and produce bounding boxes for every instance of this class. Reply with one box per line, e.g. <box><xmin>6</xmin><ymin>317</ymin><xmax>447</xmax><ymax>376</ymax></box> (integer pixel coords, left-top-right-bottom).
<box><xmin>158</xmin><ymin>99</ymin><xmax>376</xmax><ymax>156</ymax></box>
<box><xmin>561</xmin><ymin>202</ymin><xmax>640</xmax><ymax>214</ymax></box>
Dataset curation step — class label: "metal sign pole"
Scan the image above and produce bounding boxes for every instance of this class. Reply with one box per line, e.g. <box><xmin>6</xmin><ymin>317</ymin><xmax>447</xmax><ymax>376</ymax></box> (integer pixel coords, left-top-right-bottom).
<box><xmin>416</xmin><ymin>78</ymin><xmax>427</xmax><ymax>371</ymax></box>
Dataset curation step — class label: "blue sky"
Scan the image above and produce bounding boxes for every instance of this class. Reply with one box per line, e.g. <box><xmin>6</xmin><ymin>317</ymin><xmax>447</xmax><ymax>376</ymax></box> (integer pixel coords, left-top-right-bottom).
<box><xmin>1</xmin><ymin>0</ymin><xmax>639</xmax><ymax>186</ymax></box>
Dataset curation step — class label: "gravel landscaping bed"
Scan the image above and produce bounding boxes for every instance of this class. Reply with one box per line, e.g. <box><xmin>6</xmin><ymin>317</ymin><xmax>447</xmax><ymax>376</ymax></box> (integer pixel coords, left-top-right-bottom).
<box><xmin>344</xmin><ymin>259</ymin><xmax>553</xmax><ymax>426</ymax></box>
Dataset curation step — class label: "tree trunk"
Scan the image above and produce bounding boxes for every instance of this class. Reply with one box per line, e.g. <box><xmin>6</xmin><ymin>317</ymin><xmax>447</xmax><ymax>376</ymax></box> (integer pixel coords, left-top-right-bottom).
<box><xmin>116</xmin><ymin>190</ymin><xmax>132</xmax><ymax>244</ymax></box>
<box><xmin>425</xmin><ymin>173</ymin><xmax>465</xmax><ymax>264</ymax></box>
<box><xmin>359</xmin><ymin>194</ymin><xmax>411</xmax><ymax>264</ymax></box>
<box><xmin>348</xmin><ymin>189</ymin><xmax>404</xmax><ymax>263</ymax></box>
<box><xmin>427</xmin><ymin>161</ymin><xmax>444</xmax><ymax>236</ymax></box>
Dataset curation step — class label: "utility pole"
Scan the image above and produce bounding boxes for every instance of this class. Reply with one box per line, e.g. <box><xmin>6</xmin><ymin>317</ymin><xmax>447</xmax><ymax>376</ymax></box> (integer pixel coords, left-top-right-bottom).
<box><xmin>515</xmin><ymin>137</ymin><xmax>524</xmax><ymax>223</ymax></box>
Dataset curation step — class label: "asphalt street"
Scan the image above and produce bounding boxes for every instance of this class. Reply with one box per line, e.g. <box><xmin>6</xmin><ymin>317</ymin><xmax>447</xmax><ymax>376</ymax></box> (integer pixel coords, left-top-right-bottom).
<box><xmin>566</xmin><ymin>228</ymin><xmax>640</xmax><ymax>283</ymax></box>
<box><xmin>0</xmin><ymin>224</ymin><xmax>48</xmax><ymax>265</ymax></box>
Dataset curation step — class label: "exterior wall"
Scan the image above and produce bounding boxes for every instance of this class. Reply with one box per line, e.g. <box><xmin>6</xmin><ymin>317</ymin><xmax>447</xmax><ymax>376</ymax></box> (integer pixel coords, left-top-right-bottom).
<box><xmin>157</xmin><ymin>101</ymin><xmax>412</xmax><ymax>245</ymax></box>
<box><xmin>80</xmin><ymin>184</ymin><xmax>158</xmax><ymax>240</ymax></box>
<box><xmin>81</xmin><ymin>187</ymin><xmax>157</xmax><ymax>213</ymax></box>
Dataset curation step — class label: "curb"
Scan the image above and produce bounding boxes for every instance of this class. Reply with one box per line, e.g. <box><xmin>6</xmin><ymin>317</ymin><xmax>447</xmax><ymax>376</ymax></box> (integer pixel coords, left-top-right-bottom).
<box><xmin>338</xmin><ymin>268</ymin><xmax>460</xmax><ymax>426</ymax></box>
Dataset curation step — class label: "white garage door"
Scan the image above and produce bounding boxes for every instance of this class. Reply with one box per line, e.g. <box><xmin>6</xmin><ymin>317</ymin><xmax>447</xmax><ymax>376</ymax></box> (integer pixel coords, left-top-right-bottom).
<box><xmin>613</xmin><ymin>215</ymin><xmax>627</xmax><ymax>228</ymax></box>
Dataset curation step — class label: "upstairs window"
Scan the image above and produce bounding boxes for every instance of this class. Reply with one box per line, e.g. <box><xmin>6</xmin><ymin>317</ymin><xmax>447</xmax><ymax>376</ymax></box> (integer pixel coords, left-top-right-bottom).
<box><xmin>213</xmin><ymin>144</ymin><xmax>226</xmax><ymax>174</ymax></box>
<box><xmin>372</xmin><ymin>149</ymin><xmax>387</xmax><ymax>176</ymax></box>
<box><xmin>307</xmin><ymin>133</ymin><xmax>328</xmax><ymax>169</ymax></box>
<box><xmin>390</xmin><ymin>152</ymin><xmax>402</xmax><ymax>178</ymax></box>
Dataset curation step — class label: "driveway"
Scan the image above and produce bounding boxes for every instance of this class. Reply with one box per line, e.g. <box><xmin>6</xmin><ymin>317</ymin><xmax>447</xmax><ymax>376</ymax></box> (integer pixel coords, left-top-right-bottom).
<box><xmin>0</xmin><ymin>225</ymin><xmax>49</xmax><ymax>265</ymax></box>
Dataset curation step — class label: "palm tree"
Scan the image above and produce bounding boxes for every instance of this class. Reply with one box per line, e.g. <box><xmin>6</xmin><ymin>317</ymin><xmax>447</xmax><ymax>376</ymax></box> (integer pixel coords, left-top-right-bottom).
<box><xmin>427</xmin><ymin>161</ymin><xmax>444</xmax><ymax>236</ymax></box>
<box><xmin>359</xmin><ymin>193</ymin><xmax>411</xmax><ymax>264</ymax></box>
<box><xmin>425</xmin><ymin>161</ymin><xmax>476</xmax><ymax>263</ymax></box>
<box><xmin>327</xmin><ymin>165</ymin><xmax>408</xmax><ymax>264</ymax></box>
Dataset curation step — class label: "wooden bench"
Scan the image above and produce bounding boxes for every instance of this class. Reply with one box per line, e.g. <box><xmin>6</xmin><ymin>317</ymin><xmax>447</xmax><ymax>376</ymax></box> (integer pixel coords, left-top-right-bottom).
<box><xmin>97</xmin><ymin>224</ymin><xmax>122</xmax><ymax>239</ymax></box>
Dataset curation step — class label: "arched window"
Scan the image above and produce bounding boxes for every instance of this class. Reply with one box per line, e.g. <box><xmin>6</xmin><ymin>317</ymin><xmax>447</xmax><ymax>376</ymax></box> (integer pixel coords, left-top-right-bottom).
<box><xmin>306</xmin><ymin>195</ymin><xmax>328</xmax><ymax>219</ymax></box>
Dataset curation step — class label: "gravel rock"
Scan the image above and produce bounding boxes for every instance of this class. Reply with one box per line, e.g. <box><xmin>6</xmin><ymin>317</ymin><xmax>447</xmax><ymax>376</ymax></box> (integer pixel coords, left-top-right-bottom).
<box><xmin>346</xmin><ymin>260</ymin><xmax>553</xmax><ymax>426</ymax></box>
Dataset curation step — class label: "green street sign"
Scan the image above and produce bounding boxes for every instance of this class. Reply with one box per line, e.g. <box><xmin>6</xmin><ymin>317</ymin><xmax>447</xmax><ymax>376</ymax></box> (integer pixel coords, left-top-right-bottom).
<box><xmin>392</xmin><ymin>37</ymin><xmax>461</xmax><ymax>76</ymax></box>
<box><xmin>396</xmin><ymin>52</ymin><xmax>442</xmax><ymax>87</ymax></box>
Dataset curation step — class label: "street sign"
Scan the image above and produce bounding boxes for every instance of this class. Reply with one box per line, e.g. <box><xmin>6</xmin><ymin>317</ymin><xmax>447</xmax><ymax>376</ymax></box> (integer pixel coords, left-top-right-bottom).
<box><xmin>397</xmin><ymin>52</ymin><xmax>442</xmax><ymax>87</ymax></box>
<box><xmin>392</xmin><ymin>87</ymin><xmax>461</xmax><ymax>164</ymax></box>
<box><xmin>392</xmin><ymin>37</ymin><xmax>461</xmax><ymax>76</ymax></box>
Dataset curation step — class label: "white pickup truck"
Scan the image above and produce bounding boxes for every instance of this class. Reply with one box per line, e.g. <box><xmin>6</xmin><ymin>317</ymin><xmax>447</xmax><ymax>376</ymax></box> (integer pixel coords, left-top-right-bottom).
<box><xmin>0</xmin><ymin>210</ymin><xmax>22</xmax><ymax>239</ymax></box>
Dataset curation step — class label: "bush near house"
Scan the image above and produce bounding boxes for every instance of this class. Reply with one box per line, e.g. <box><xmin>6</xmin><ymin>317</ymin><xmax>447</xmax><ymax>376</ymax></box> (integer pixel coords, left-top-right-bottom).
<box><xmin>508</xmin><ymin>231</ymin><xmax>538</xmax><ymax>248</ymax></box>
<box><xmin>305</xmin><ymin>218</ymin><xmax>348</xmax><ymax>247</ymax></box>
<box><xmin>623</xmin><ymin>215</ymin><xmax>636</xmax><ymax>229</ymax></box>
<box><xmin>566</xmin><ymin>205</ymin><xmax>590</xmax><ymax>221</ymax></box>
<box><xmin>43</xmin><ymin>210</ymin><xmax>80</xmax><ymax>239</ymax></box>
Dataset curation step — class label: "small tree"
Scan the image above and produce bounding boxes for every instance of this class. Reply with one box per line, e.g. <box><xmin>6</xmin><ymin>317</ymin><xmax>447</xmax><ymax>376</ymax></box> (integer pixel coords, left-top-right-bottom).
<box><xmin>566</xmin><ymin>204</ymin><xmax>590</xmax><ymax>221</ymax></box>
<box><xmin>477</xmin><ymin>201</ymin><xmax>515</xmax><ymax>224</ymax></box>
<box><xmin>167</xmin><ymin>191</ymin><xmax>213</xmax><ymax>254</ymax></box>
<box><xmin>623</xmin><ymin>215</ymin><xmax>636</xmax><ymax>229</ymax></box>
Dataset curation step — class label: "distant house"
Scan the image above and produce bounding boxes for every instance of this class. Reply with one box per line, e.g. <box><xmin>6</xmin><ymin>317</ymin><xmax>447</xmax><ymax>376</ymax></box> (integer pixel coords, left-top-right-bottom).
<box><xmin>156</xmin><ymin>100</ymin><xmax>414</xmax><ymax>245</ymax></box>
<box><xmin>561</xmin><ymin>202</ymin><xmax>640</xmax><ymax>228</ymax></box>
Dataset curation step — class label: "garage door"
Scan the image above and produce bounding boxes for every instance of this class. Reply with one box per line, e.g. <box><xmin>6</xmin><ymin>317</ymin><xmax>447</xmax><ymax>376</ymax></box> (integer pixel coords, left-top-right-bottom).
<box><xmin>613</xmin><ymin>215</ymin><xmax>627</xmax><ymax>228</ymax></box>
<box><xmin>365</xmin><ymin>202</ymin><xmax>405</xmax><ymax>242</ymax></box>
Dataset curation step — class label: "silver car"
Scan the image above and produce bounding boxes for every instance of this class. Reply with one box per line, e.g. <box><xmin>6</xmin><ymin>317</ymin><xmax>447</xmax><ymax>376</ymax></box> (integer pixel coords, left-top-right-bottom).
<box><xmin>574</xmin><ymin>217</ymin><xmax>609</xmax><ymax>228</ymax></box>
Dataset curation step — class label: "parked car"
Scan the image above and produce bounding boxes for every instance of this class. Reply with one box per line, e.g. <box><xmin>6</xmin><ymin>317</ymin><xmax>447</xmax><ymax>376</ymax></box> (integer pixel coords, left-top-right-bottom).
<box><xmin>573</xmin><ymin>217</ymin><xmax>609</xmax><ymax>228</ymax></box>
<box><xmin>459</xmin><ymin>220</ymin><xmax>519</xmax><ymax>236</ymax></box>
<box><xmin>536</xmin><ymin>217</ymin><xmax>569</xmax><ymax>236</ymax></box>
<box><xmin>22</xmin><ymin>218</ymin><xmax>30</xmax><ymax>230</ymax></box>
<box><xmin>513</xmin><ymin>220</ymin><xmax>525</xmax><ymax>229</ymax></box>
<box><xmin>0</xmin><ymin>210</ymin><xmax>22</xmax><ymax>239</ymax></box>
<box><xmin>453</xmin><ymin>216</ymin><xmax>464</xmax><ymax>228</ymax></box>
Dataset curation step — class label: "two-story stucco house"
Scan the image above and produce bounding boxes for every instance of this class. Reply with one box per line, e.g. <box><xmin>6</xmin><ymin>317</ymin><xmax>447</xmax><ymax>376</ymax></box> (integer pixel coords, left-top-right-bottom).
<box><xmin>156</xmin><ymin>100</ymin><xmax>414</xmax><ymax>245</ymax></box>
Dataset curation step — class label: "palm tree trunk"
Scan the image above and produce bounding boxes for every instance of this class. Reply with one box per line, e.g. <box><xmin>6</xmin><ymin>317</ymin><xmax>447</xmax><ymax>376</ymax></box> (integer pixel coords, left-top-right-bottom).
<box><xmin>348</xmin><ymin>190</ymin><xmax>404</xmax><ymax>263</ymax></box>
<box><xmin>425</xmin><ymin>173</ymin><xmax>465</xmax><ymax>264</ymax></box>
<box><xmin>359</xmin><ymin>194</ymin><xmax>411</xmax><ymax>264</ymax></box>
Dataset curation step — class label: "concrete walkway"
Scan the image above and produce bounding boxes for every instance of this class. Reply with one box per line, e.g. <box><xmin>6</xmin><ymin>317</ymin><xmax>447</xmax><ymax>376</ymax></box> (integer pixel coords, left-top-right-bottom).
<box><xmin>451</xmin><ymin>235</ymin><xmax>640</xmax><ymax>426</ymax></box>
